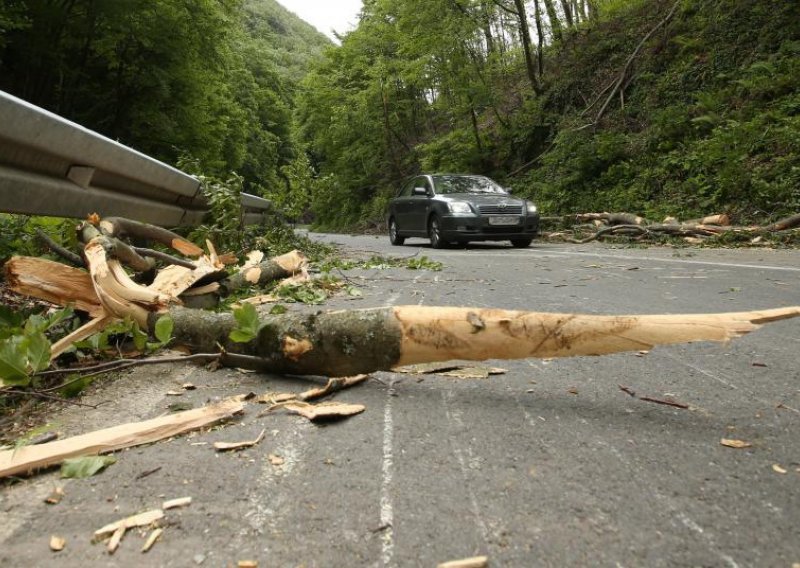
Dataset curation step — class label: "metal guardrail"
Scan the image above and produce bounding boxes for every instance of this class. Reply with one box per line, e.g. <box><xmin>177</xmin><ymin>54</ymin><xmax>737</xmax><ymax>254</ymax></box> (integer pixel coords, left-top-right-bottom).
<box><xmin>0</xmin><ymin>90</ymin><xmax>271</xmax><ymax>227</ymax></box>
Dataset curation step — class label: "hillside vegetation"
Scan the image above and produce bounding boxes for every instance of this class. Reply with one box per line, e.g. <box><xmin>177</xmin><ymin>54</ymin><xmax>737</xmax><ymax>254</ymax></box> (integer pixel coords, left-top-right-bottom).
<box><xmin>296</xmin><ymin>0</ymin><xmax>800</xmax><ymax>228</ymax></box>
<box><xmin>0</xmin><ymin>0</ymin><xmax>330</xmax><ymax>195</ymax></box>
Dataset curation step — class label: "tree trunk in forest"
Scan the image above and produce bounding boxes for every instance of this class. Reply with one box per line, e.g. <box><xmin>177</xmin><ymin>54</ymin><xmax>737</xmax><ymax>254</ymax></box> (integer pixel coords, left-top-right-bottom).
<box><xmin>533</xmin><ymin>0</ymin><xmax>545</xmax><ymax>77</ymax></box>
<box><xmin>560</xmin><ymin>0</ymin><xmax>574</xmax><ymax>28</ymax></box>
<box><xmin>542</xmin><ymin>0</ymin><xmax>563</xmax><ymax>41</ymax></box>
<box><xmin>512</xmin><ymin>0</ymin><xmax>543</xmax><ymax>94</ymax></box>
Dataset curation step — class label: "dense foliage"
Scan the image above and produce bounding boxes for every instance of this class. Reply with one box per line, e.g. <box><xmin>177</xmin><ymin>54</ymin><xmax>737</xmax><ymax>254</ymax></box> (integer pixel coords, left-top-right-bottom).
<box><xmin>297</xmin><ymin>0</ymin><xmax>800</xmax><ymax>228</ymax></box>
<box><xmin>0</xmin><ymin>0</ymin><xmax>330</xmax><ymax>194</ymax></box>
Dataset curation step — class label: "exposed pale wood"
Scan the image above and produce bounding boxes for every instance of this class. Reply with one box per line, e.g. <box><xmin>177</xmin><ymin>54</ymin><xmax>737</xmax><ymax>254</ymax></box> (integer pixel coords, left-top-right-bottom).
<box><xmin>50</xmin><ymin>315</ymin><xmax>115</xmax><ymax>361</ymax></box>
<box><xmin>148</xmin><ymin>255</ymin><xmax>222</xmax><ymax>298</ymax></box>
<box><xmin>392</xmin><ymin>306</ymin><xmax>800</xmax><ymax>367</ymax></box>
<box><xmin>438</xmin><ymin>556</ymin><xmax>489</xmax><ymax>568</ymax></box>
<box><xmin>162</xmin><ymin>496</ymin><xmax>192</xmax><ymax>509</ymax></box>
<box><xmin>0</xmin><ymin>399</ymin><xmax>244</xmax><ymax>478</ymax></box>
<box><xmin>94</xmin><ymin>509</ymin><xmax>165</xmax><ymax>539</ymax></box>
<box><xmin>83</xmin><ymin>238</ymin><xmax>183</xmax><ymax>325</ymax></box>
<box><xmin>213</xmin><ymin>429</ymin><xmax>266</xmax><ymax>451</ymax></box>
<box><xmin>141</xmin><ymin>528</ymin><xmax>163</xmax><ymax>553</ymax></box>
<box><xmin>4</xmin><ymin>256</ymin><xmax>104</xmax><ymax>317</ymax></box>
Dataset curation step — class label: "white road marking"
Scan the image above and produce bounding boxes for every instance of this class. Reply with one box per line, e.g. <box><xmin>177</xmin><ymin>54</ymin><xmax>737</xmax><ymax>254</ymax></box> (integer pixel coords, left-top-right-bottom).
<box><xmin>453</xmin><ymin>247</ymin><xmax>800</xmax><ymax>272</ymax></box>
<box><xmin>379</xmin><ymin>394</ymin><xmax>395</xmax><ymax>567</ymax></box>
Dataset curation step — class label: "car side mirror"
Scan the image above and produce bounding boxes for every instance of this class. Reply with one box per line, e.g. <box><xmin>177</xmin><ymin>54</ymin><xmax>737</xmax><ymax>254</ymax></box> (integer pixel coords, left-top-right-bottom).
<box><xmin>412</xmin><ymin>186</ymin><xmax>428</xmax><ymax>196</ymax></box>
<box><xmin>505</xmin><ymin>187</ymin><xmax>514</xmax><ymax>194</ymax></box>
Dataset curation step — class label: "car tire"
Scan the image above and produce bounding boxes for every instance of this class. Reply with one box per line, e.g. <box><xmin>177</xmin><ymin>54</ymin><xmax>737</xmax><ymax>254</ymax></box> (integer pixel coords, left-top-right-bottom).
<box><xmin>510</xmin><ymin>238</ymin><xmax>533</xmax><ymax>248</ymax></box>
<box><xmin>388</xmin><ymin>218</ymin><xmax>405</xmax><ymax>245</ymax></box>
<box><xmin>428</xmin><ymin>215</ymin><xmax>447</xmax><ymax>249</ymax></box>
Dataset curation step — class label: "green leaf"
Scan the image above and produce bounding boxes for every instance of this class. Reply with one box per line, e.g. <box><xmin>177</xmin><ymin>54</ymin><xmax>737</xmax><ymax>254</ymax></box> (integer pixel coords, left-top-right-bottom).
<box><xmin>0</xmin><ymin>305</ymin><xmax>23</xmax><ymax>329</ymax></box>
<box><xmin>0</xmin><ymin>338</ymin><xmax>30</xmax><ymax>385</ymax></box>
<box><xmin>61</xmin><ymin>455</ymin><xmax>117</xmax><ymax>479</ymax></box>
<box><xmin>229</xmin><ymin>303</ymin><xmax>260</xmax><ymax>343</ymax></box>
<box><xmin>59</xmin><ymin>373</ymin><xmax>94</xmax><ymax>398</ymax></box>
<box><xmin>46</xmin><ymin>306</ymin><xmax>74</xmax><ymax>330</ymax></box>
<box><xmin>269</xmin><ymin>304</ymin><xmax>288</xmax><ymax>315</ymax></box>
<box><xmin>23</xmin><ymin>331</ymin><xmax>51</xmax><ymax>373</ymax></box>
<box><xmin>168</xmin><ymin>402</ymin><xmax>194</xmax><ymax>412</ymax></box>
<box><xmin>127</xmin><ymin>321</ymin><xmax>147</xmax><ymax>351</ymax></box>
<box><xmin>154</xmin><ymin>315</ymin><xmax>174</xmax><ymax>345</ymax></box>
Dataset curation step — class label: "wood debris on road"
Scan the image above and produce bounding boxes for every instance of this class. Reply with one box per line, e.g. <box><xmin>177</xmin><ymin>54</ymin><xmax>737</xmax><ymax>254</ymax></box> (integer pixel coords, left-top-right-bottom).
<box><xmin>0</xmin><ymin>398</ymin><xmax>245</xmax><ymax>478</ymax></box>
<box><xmin>213</xmin><ymin>429</ymin><xmax>266</xmax><ymax>451</ymax></box>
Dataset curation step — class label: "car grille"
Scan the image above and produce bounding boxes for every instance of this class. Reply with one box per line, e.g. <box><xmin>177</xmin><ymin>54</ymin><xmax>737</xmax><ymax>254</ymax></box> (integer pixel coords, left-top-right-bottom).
<box><xmin>478</xmin><ymin>204</ymin><xmax>523</xmax><ymax>215</ymax></box>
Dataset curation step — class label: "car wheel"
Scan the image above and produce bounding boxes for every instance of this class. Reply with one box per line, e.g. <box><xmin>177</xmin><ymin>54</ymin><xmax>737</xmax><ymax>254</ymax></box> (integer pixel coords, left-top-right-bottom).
<box><xmin>510</xmin><ymin>238</ymin><xmax>533</xmax><ymax>248</ymax></box>
<box><xmin>388</xmin><ymin>218</ymin><xmax>405</xmax><ymax>245</ymax></box>
<box><xmin>428</xmin><ymin>215</ymin><xmax>447</xmax><ymax>249</ymax></box>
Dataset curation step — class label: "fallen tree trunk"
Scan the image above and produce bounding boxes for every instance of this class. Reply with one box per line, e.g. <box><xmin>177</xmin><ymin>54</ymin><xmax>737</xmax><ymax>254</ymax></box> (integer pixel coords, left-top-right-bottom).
<box><xmin>156</xmin><ymin>305</ymin><xmax>800</xmax><ymax>377</ymax></box>
<box><xmin>6</xmin><ymin>216</ymin><xmax>800</xmax><ymax>380</ymax></box>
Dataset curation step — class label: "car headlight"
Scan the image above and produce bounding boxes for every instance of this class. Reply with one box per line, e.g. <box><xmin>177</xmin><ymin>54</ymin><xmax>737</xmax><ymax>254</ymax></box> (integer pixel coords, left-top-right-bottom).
<box><xmin>526</xmin><ymin>202</ymin><xmax>538</xmax><ymax>214</ymax></box>
<box><xmin>447</xmin><ymin>201</ymin><xmax>473</xmax><ymax>215</ymax></box>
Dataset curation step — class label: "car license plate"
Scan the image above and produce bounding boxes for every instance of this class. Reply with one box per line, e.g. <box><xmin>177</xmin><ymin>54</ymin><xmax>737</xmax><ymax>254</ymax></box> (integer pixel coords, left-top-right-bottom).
<box><xmin>488</xmin><ymin>216</ymin><xmax>519</xmax><ymax>226</ymax></box>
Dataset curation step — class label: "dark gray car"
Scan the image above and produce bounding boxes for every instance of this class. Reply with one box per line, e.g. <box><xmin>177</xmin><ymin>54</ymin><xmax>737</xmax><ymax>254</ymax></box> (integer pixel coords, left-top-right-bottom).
<box><xmin>387</xmin><ymin>174</ymin><xmax>539</xmax><ymax>248</ymax></box>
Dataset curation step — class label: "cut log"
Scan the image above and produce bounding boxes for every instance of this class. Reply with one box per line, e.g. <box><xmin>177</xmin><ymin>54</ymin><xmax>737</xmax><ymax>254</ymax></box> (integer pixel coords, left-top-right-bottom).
<box><xmin>764</xmin><ymin>213</ymin><xmax>800</xmax><ymax>232</ymax></box>
<box><xmin>154</xmin><ymin>305</ymin><xmax>800</xmax><ymax>377</ymax></box>
<box><xmin>219</xmin><ymin>250</ymin><xmax>308</xmax><ymax>296</ymax></box>
<box><xmin>0</xmin><ymin>398</ymin><xmax>244</xmax><ymax>479</ymax></box>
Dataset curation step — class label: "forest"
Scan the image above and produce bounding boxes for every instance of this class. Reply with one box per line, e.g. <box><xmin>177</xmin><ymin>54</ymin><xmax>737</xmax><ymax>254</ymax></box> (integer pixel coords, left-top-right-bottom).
<box><xmin>1</xmin><ymin>0</ymin><xmax>799</xmax><ymax>230</ymax></box>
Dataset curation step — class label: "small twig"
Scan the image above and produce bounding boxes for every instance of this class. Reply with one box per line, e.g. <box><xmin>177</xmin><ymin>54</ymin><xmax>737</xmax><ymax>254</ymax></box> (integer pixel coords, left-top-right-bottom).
<box><xmin>132</xmin><ymin>247</ymin><xmax>197</xmax><ymax>269</ymax></box>
<box><xmin>22</xmin><ymin>390</ymin><xmax>102</xmax><ymax>408</ymax></box>
<box><xmin>619</xmin><ymin>385</ymin><xmax>689</xmax><ymax>409</ymax></box>
<box><xmin>134</xmin><ymin>466</ymin><xmax>163</xmax><ymax>480</ymax></box>
<box><xmin>36</xmin><ymin>229</ymin><xmax>84</xmax><ymax>267</ymax></box>
<box><xmin>638</xmin><ymin>396</ymin><xmax>689</xmax><ymax>410</ymax></box>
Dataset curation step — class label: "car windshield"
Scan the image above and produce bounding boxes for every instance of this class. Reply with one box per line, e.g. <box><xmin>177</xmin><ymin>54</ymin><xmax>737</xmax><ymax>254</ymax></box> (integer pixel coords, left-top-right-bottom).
<box><xmin>432</xmin><ymin>175</ymin><xmax>507</xmax><ymax>195</ymax></box>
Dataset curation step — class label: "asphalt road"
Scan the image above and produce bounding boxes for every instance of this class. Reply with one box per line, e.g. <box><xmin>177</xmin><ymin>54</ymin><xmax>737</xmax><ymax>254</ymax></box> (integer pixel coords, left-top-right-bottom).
<box><xmin>2</xmin><ymin>235</ymin><xmax>799</xmax><ymax>567</ymax></box>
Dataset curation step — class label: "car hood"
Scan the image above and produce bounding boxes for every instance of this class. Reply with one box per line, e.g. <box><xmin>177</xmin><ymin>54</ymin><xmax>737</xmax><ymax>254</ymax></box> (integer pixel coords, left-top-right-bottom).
<box><xmin>439</xmin><ymin>193</ymin><xmax>527</xmax><ymax>206</ymax></box>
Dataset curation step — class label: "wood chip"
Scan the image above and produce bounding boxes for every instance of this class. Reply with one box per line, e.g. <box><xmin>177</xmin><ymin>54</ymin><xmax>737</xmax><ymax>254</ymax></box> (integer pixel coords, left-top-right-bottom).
<box><xmin>213</xmin><ymin>429</ymin><xmax>266</xmax><ymax>452</ymax></box>
<box><xmin>773</xmin><ymin>464</ymin><xmax>787</xmax><ymax>474</ymax></box>
<box><xmin>107</xmin><ymin>525</ymin><xmax>126</xmax><ymax>554</ymax></box>
<box><xmin>141</xmin><ymin>528</ymin><xmax>163</xmax><ymax>553</ymax></box>
<box><xmin>94</xmin><ymin>509</ymin><xmax>165</xmax><ymax>540</ymax></box>
<box><xmin>44</xmin><ymin>487</ymin><xmax>65</xmax><ymax>505</ymax></box>
<box><xmin>238</xmin><ymin>561</ymin><xmax>258</xmax><ymax>568</ymax></box>
<box><xmin>298</xmin><ymin>375</ymin><xmax>370</xmax><ymax>401</ymax></box>
<box><xmin>437</xmin><ymin>556</ymin><xmax>488</xmax><ymax>568</ymax></box>
<box><xmin>281</xmin><ymin>401</ymin><xmax>366</xmax><ymax>422</ymax></box>
<box><xmin>720</xmin><ymin>439</ymin><xmax>752</xmax><ymax>449</ymax></box>
<box><xmin>162</xmin><ymin>496</ymin><xmax>192</xmax><ymax>510</ymax></box>
<box><xmin>49</xmin><ymin>535</ymin><xmax>66</xmax><ymax>552</ymax></box>
<box><xmin>256</xmin><ymin>392</ymin><xmax>297</xmax><ymax>405</ymax></box>
<box><xmin>268</xmin><ymin>454</ymin><xmax>284</xmax><ymax>466</ymax></box>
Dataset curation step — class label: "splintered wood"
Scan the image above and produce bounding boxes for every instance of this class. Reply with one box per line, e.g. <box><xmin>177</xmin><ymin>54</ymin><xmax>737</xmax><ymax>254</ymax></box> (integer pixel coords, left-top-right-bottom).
<box><xmin>0</xmin><ymin>399</ymin><xmax>244</xmax><ymax>478</ymax></box>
